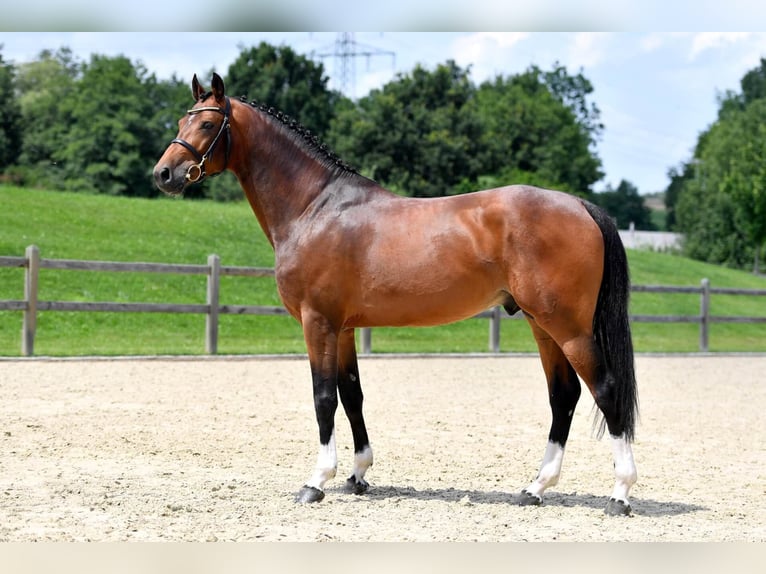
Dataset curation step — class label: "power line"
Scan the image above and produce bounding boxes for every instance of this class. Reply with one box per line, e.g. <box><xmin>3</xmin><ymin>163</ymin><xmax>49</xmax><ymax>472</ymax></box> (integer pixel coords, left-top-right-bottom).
<box><xmin>311</xmin><ymin>33</ymin><xmax>396</xmax><ymax>98</ymax></box>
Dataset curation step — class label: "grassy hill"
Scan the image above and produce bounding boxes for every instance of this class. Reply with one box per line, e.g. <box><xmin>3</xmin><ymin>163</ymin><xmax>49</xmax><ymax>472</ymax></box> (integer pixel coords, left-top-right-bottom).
<box><xmin>1</xmin><ymin>185</ymin><xmax>764</xmax><ymax>356</ymax></box>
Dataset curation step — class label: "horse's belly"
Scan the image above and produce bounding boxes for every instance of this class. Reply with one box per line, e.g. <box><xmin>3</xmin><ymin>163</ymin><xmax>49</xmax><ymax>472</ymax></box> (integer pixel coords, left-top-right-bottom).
<box><xmin>350</xmin><ymin>275</ymin><xmax>508</xmax><ymax>328</ymax></box>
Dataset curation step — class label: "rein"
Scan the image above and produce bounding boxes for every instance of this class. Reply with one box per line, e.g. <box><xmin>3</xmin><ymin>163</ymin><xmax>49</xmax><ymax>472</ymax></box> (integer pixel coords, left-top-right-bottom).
<box><xmin>171</xmin><ymin>97</ymin><xmax>232</xmax><ymax>183</ymax></box>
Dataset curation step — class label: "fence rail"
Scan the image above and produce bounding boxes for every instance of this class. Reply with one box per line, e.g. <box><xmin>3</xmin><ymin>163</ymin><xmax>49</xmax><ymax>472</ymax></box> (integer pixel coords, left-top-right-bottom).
<box><xmin>2</xmin><ymin>245</ymin><xmax>765</xmax><ymax>356</ymax></box>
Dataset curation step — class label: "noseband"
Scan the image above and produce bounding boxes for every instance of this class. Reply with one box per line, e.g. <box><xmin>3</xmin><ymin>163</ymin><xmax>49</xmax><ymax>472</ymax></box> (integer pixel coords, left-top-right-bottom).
<box><xmin>171</xmin><ymin>97</ymin><xmax>232</xmax><ymax>183</ymax></box>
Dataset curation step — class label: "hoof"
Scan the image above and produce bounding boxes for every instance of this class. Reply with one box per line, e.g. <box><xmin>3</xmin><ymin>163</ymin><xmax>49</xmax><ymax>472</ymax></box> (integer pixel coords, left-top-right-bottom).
<box><xmin>343</xmin><ymin>475</ymin><xmax>369</xmax><ymax>495</ymax></box>
<box><xmin>604</xmin><ymin>497</ymin><xmax>632</xmax><ymax>516</ymax></box>
<box><xmin>295</xmin><ymin>485</ymin><xmax>325</xmax><ymax>504</ymax></box>
<box><xmin>518</xmin><ymin>490</ymin><xmax>543</xmax><ymax>506</ymax></box>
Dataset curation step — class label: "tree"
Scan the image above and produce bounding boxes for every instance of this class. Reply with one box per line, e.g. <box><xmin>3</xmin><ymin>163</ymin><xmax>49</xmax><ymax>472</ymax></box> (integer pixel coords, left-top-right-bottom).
<box><xmin>474</xmin><ymin>65</ymin><xmax>603</xmax><ymax>197</ymax></box>
<box><xmin>56</xmin><ymin>54</ymin><xmax>163</xmax><ymax>197</ymax></box>
<box><xmin>664</xmin><ymin>161</ymin><xmax>694</xmax><ymax>231</ymax></box>
<box><xmin>226</xmin><ymin>42</ymin><xmax>338</xmax><ymax>135</ymax></box>
<box><xmin>738</xmin><ymin>57</ymin><xmax>766</xmax><ymax>106</ymax></box>
<box><xmin>328</xmin><ymin>61</ymin><xmax>604</xmax><ymax>199</ymax></box>
<box><xmin>0</xmin><ymin>47</ymin><xmax>23</xmax><ymax>173</ymax></box>
<box><xmin>675</xmin><ymin>99</ymin><xmax>766</xmax><ymax>269</ymax></box>
<box><xmin>594</xmin><ymin>179</ymin><xmax>655</xmax><ymax>230</ymax></box>
<box><xmin>329</xmin><ymin>60</ymin><xmax>484</xmax><ymax>197</ymax></box>
<box><xmin>675</xmin><ymin>175</ymin><xmax>749</xmax><ymax>268</ymax></box>
<box><xmin>542</xmin><ymin>62</ymin><xmax>604</xmax><ymax>138</ymax></box>
<box><xmin>13</xmin><ymin>48</ymin><xmax>80</xmax><ymax>187</ymax></box>
<box><xmin>672</xmin><ymin>58</ymin><xmax>766</xmax><ymax>270</ymax></box>
<box><xmin>4</xmin><ymin>43</ymin><xmax>605</xmax><ymax>207</ymax></box>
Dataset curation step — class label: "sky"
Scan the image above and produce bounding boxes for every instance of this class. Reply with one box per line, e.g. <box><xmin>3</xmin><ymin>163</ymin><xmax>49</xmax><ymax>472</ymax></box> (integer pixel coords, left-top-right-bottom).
<box><xmin>3</xmin><ymin>29</ymin><xmax>766</xmax><ymax>195</ymax></box>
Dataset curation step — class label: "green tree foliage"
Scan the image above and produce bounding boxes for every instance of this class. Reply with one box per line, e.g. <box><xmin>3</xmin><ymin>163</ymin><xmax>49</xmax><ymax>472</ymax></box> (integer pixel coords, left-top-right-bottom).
<box><xmin>673</xmin><ymin>59</ymin><xmax>766</xmax><ymax>270</ymax></box>
<box><xmin>55</xmin><ymin>55</ymin><xmax>164</xmax><ymax>196</ymax></box>
<box><xmin>226</xmin><ymin>42</ymin><xmax>337</xmax><ymax>134</ymax></box>
<box><xmin>329</xmin><ymin>60</ymin><xmax>483</xmax><ymax>197</ymax></box>
<box><xmin>541</xmin><ymin>63</ymin><xmax>604</xmax><ymax>137</ymax></box>
<box><xmin>12</xmin><ymin>50</ymin><xmax>192</xmax><ymax>198</ymax></box>
<box><xmin>13</xmin><ymin>48</ymin><xmax>79</xmax><ymax>187</ymax></box>
<box><xmin>735</xmin><ymin>57</ymin><xmax>766</xmax><ymax>107</ymax></box>
<box><xmin>594</xmin><ymin>179</ymin><xmax>655</xmax><ymax>230</ymax></box>
<box><xmin>329</xmin><ymin>61</ymin><xmax>603</xmax><ymax>198</ymax></box>
<box><xmin>664</xmin><ymin>161</ymin><xmax>694</xmax><ymax>231</ymax></box>
<box><xmin>4</xmin><ymin>42</ymin><xmax>605</xmax><ymax>206</ymax></box>
<box><xmin>0</xmin><ymin>48</ymin><xmax>23</xmax><ymax>172</ymax></box>
<box><xmin>474</xmin><ymin>65</ymin><xmax>603</xmax><ymax>197</ymax></box>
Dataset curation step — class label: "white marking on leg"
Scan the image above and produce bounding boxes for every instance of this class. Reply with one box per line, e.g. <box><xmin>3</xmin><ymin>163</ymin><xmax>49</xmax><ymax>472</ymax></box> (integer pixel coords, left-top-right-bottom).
<box><xmin>352</xmin><ymin>445</ymin><xmax>373</xmax><ymax>482</ymax></box>
<box><xmin>524</xmin><ymin>440</ymin><xmax>565</xmax><ymax>499</ymax></box>
<box><xmin>609</xmin><ymin>433</ymin><xmax>637</xmax><ymax>504</ymax></box>
<box><xmin>305</xmin><ymin>429</ymin><xmax>337</xmax><ymax>490</ymax></box>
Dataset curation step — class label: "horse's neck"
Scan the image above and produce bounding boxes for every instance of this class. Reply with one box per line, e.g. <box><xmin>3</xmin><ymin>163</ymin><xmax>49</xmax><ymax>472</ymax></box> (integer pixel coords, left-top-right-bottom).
<box><xmin>232</xmin><ymin>120</ymin><xmax>335</xmax><ymax>245</ymax></box>
<box><xmin>231</xmin><ymin>104</ymin><xmax>388</xmax><ymax>246</ymax></box>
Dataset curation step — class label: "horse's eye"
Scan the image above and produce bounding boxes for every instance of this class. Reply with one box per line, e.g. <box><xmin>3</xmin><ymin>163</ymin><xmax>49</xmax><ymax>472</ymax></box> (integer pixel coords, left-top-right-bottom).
<box><xmin>201</xmin><ymin>121</ymin><xmax>215</xmax><ymax>130</ymax></box>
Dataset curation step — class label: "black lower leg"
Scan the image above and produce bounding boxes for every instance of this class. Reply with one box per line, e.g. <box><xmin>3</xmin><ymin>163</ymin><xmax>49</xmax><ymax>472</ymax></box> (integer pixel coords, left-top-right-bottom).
<box><xmin>339</xmin><ymin>376</ymin><xmax>370</xmax><ymax>493</ymax></box>
<box><xmin>548</xmin><ymin>362</ymin><xmax>582</xmax><ymax>446</ymax></box>
<box><xmin>313</xmin><ymin>371</ymin><xmax>339</xmax><ymax>444</ymax></box>
<box><xmin>338</xmin><ymin>330</ymin><xmax>371</xmax><ymax>493</ymax></box>
<box><xmin>339</xmin><ymin>368</ymin><xmax>369</xmax><ymax>451</ymax></box>
<box><xmin>295</xmin><ymin>364</ymin><xmax>339</xmax><ymax>504</ymax></box>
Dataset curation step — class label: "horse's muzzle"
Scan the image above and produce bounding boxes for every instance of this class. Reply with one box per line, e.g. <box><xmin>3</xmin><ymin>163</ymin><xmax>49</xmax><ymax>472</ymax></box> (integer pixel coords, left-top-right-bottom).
<box><xmin>153</xmin><ymin>163</ymin><xmax>187</xmax><ymax>196</ymax></box>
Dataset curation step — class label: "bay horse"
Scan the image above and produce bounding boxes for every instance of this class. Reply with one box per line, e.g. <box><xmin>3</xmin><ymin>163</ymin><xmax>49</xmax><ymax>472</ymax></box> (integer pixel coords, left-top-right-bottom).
<box><xmin>153</xmin><ymin>73</ymin><xmax>639</xmax><ymax>515</ymax></box>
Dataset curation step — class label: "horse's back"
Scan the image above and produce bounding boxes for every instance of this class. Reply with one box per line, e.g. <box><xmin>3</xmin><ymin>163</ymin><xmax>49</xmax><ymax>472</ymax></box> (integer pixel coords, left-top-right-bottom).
<box><xmin>440</xmin><ymin>184</ymin><xmax>603</xmax><ymax>269</ymax></box>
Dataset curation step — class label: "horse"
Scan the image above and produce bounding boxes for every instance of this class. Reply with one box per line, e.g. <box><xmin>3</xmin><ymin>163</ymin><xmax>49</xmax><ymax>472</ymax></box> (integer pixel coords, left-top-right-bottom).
<box><xmin>153</xmin><ymin>73</ymin><xmax>639</xmax><ymax>516</ymax></box>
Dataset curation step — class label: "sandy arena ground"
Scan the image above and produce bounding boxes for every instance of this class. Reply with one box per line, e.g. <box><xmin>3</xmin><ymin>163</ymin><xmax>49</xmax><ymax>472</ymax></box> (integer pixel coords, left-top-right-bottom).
<box><xmin>0</xmin><ymin>354</ymin><xmax>764</xmax><ymax>542</ymax></box>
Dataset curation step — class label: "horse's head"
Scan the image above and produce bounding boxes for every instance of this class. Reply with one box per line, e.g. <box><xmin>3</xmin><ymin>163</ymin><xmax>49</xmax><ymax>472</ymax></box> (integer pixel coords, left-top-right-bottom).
<box><xmin>153</xmin><ymin>73</ymin><xmax>232</xmax><ymax>195</ymax></box>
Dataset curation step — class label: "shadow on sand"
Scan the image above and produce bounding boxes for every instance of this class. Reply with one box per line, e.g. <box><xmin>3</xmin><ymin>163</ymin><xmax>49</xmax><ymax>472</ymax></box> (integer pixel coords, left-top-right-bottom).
<box><xmin>337</xmin><ymin>484</ymin><xmax>706</xmax><ymax>517</ymax></box>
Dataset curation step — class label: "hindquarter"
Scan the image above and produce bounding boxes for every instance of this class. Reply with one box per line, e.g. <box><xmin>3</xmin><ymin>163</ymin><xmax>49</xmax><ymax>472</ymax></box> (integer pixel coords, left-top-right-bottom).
<box><xmin>500</xmin><ymin>186</ymin><xmax>604</xmax><ymax>336</ymax></box>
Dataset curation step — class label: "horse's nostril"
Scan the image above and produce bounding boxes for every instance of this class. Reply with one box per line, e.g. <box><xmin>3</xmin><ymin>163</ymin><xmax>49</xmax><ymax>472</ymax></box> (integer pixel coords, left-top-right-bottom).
<box><xmin>160</xmin><ymin>166</ymin><xmax>171</xmax><ymax>183</ymax></box>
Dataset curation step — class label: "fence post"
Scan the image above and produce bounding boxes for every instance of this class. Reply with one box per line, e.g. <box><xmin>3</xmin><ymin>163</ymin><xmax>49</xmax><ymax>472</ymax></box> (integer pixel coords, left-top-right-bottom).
<box><xmin>360</xmin><ymin>327</ymin><xmax>372</xmax><ymax>354</ymax></box>
<box><xmin>206</xmin><ymin>254</ymin><xmax>220</xmax><ymax>354</ymax></box>
<box><xmin>699</xmin><ymin>278</ymin><xmax>710</xmax><ymax>352</ymax></box>
<box><xmin>489</xmin><ymin>306</ymin><xmax>501</xmax><ymax>353</ymax></box>
<box><xmin>22</xmin><ymin>245</ymin><xmax>40</xmax><ymax>357</ymax></box>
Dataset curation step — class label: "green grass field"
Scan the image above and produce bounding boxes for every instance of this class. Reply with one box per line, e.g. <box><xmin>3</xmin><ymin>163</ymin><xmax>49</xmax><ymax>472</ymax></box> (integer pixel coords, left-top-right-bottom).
<box><xmin>1</xmin><ymin>185</ymin><xmax>764</xmax><ymax>356</ymax></box>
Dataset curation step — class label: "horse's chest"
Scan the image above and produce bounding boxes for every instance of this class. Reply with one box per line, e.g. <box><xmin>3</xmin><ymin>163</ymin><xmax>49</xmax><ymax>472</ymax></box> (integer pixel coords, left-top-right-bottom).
<box><xmin>273</xmin><ymin>245</ymin><xmax>347</xmax><ymax>304</ymax></box>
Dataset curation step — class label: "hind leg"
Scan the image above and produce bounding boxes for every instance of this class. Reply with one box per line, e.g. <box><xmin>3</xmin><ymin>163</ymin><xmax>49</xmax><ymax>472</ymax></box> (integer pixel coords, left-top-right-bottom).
<box><xmin>559</xmin><ymin>334</ymin><xmax>638</xmax><ymax>515</ymax></box>
<box><xmin>337</xmin><ymin>328</ymin><xmax>373</xmax><ymax>494</ymax></box>
<box><xmin>520</xmin><ymin>320</ymin><xmax>582</xmax><ymax>506</ymax></box>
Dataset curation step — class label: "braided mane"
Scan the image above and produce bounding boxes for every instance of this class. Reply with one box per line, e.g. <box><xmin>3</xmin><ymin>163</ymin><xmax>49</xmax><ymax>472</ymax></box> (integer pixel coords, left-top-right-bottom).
<box><xmin>238</xmin><ymin>95</ymin><xmax>358</xmax><ymax>176</ymax></box>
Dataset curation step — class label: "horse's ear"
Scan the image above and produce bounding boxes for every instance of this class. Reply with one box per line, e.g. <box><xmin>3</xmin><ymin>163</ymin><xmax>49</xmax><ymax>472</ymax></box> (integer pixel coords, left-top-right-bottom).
<box><xmin>211</xmin><ymin>72</ymin><xmax>226</xmax><ymax>103</ymax></box>
<box><xmin>191</xmin><ymin>74</ymin><xmax>206</xmax><ymax>101</ymax></box>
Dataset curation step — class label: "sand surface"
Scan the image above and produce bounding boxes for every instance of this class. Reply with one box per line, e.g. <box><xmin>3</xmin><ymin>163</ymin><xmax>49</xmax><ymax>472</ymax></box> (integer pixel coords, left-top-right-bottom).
<box><xmin>1</xmin><ymin>354</ymin><xmax>764</xmax><ymax>541</ymax></box>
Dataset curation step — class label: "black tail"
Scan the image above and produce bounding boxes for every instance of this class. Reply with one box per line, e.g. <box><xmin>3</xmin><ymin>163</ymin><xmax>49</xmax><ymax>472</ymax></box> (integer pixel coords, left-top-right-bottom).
<box><xmin>581</xmin><ymin>200</ymin><xmax>639</xmax><ymax>442</ymax></box>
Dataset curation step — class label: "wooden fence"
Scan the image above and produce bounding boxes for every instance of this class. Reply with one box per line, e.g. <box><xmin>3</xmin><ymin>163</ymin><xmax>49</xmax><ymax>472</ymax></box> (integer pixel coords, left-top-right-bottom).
<box><xmin>2</xmin><ymin>245</ymin><xmax>766</xmax><ymax>356</ymax></box>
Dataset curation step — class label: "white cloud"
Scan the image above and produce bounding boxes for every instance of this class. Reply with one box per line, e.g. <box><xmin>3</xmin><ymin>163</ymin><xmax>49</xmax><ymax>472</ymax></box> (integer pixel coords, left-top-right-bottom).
<box><xmin>640</xmin><ymin>33</ymin><xmax>665</xmax><ymax>53</ymax></box>
<box><xmin>450</xmin><ymin>33</ymin><xmax>530</xmax><ymax>69</ymax></box>
<box><xmin>689</xmin><ymin>32</ymin><xmax>751</xmax><ymax>60</ymax></box>
<box><xmin>566</xmin><ymin>33</ymin><xmax>611</xmax><ymax>69</ymax></box>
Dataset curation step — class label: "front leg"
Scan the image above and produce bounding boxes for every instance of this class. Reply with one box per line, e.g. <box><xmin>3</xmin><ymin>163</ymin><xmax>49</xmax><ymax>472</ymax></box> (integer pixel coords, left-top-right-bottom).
<box><xmin>295</xmin><ymin>310</ymin><xmax>340</xmax><ymax>503</ymax></box>
<box><xmin>337</xmin><ymin>328</ymin><xmax>373</xmax><ymax>494</ymax></box>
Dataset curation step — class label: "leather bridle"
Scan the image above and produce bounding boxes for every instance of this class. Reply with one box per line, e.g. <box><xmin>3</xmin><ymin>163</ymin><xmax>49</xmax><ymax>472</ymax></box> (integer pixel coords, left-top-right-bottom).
<box><xmin>170</xmin><ymin>97</ymin><xmax>231</xmax><ymax>183</ymax></box>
